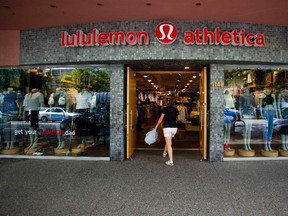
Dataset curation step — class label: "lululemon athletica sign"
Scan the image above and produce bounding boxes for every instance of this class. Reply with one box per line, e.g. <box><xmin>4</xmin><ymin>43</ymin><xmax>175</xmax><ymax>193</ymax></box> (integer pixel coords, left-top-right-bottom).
<box><xmin>61</xmin><ymin>21</ymin><xmax>265</xmax><ymax>47</ymax></box>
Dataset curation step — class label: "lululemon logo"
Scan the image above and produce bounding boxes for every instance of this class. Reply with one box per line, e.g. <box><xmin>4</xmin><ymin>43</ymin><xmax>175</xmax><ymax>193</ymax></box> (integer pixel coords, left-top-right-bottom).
<box><xmin>155</xmin><ymin>22</ymin><xmax>177</xmax><ymax>44</ymax></box>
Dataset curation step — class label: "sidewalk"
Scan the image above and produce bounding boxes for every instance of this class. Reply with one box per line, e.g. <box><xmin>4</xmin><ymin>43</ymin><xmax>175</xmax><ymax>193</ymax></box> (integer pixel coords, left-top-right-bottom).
<box><xmin>0</xmin><ymin>150</ymin><xmax>287</xmax><ymax>216</ymax></box>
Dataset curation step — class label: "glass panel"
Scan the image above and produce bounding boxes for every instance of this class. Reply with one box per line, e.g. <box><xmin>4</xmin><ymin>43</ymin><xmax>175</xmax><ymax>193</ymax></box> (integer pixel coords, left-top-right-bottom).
<box><xmin>223</xmin><ymin>69</ymin><xmax>288</xmax><ymax>157</ymax></box>
<box><xmin>0</xmin><ymin>67</ymin><xmax>110</xmax><ymax>157</ymax></box>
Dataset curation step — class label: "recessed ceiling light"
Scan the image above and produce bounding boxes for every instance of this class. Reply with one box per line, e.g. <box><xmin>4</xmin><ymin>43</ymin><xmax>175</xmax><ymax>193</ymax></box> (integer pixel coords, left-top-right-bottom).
<box><xmin>193</xmin><ymin>75</ymin><xmax>197</xmax><ymax>78</ymax></box>
<box><xmin>143</xmin><ymin>75</ymin><xmax>148</xmax><ymax>78</ymax></box>
<box><xmin>189</xmin><ymin>80</ymin><xmax>193</xmax><ymax>82</ymax></box>
<box><xmin>184</xmin><ymin>66</ymin><xmax>190</xmax><ymax>70</ymax></box>
<box><xmin>148</xmin><ymin>79</ymin><xmax>151</xmax><ymax>82</ymax></box>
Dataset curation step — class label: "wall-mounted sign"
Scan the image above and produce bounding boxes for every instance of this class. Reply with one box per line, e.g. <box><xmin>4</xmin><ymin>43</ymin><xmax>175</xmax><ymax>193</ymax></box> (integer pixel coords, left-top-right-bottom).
<box><xmin>61</xmin><ymin>22</ymin><xmax>265</xmax><ymax>48</ymax></box>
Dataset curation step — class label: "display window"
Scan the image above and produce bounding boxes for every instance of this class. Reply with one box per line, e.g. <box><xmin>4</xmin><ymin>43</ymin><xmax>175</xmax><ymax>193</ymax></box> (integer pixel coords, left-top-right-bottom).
<box><xmin>0</xmin><ymin>67</ymin><xmax>110</xmax><ymax>157</ymax></box>
<box><xmin>223</xmin><ymin>69</ymin><xmax>288</xmax><ymax>157</ymax></box>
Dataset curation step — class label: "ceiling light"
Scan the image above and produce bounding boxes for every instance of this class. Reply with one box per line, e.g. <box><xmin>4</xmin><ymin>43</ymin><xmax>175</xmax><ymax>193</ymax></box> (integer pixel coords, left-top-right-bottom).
<box><xmin>189</xmin><ymin>80</ymin><xmax>193</xmax><ymax>82</ymax></box>
<box><xmin>143</xmin><ymin>75</ymin><xmax>148</xmax><ymax>78</ymax></box>
<box><xmin>148</xmin><ymin>79</ymin><xmax>151</xmax><ymax>82</ymax></box>
<box><xmin>187</xmin><ymin>83</ymin><xmax>190</xmax><ymax>85</ymax></box>
<box><xmin>193</xmin><ymin>75</ymin><xmax>197</xmax><ymax>78</ymax></box>
<box><xmin>184</xmin><ymin>66</ymin><xmax>190</xmax><ymax>70</ymax></box>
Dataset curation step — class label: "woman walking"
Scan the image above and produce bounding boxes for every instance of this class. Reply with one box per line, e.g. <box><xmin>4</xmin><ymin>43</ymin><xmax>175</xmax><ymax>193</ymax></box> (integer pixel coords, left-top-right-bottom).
<box><xmin>155</xmin><ymin>99</ymin><xmax>179</xmax><ymax>166</ymax></box>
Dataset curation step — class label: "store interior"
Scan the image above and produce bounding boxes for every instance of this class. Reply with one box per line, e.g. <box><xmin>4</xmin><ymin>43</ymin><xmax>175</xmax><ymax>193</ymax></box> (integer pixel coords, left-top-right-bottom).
<box><xmin>135</xmin><ymin>71</ymin><xmax>201</xmax><ymax>150</ymax></box>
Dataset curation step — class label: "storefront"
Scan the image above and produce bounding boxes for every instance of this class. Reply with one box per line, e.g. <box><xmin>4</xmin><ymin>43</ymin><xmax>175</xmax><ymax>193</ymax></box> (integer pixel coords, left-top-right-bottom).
<box><xmin>0</xmin><ymin>20</ymin><xmax>287</xmax><ymax>161</ymax></box>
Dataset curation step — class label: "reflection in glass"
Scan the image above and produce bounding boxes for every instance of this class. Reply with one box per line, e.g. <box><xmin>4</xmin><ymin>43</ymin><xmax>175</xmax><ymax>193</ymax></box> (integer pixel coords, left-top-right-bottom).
<box><xmin>0</xmin><ymin>67</ymin><xmax>110</xmax><ymax>157</ymax></box>
<box><xmin>224</xmin><ymin>69</ymin><xmax>288</xmax><ymax>157</ymax></box>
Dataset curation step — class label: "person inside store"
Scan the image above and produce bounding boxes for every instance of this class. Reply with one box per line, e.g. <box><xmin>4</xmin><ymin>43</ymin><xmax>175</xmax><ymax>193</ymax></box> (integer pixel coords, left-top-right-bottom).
<box><xmin>136</xmin><ymin>100</ymin><xmax>145</xmax><ymax>131</ymax></box>
<box><xmin>259</xmin><ymin>86</ymin><xmax>278</xmax><ymax>151</ymax></box>
<box><xmin>23</xmin><ymin>88</ymin><xmax>44</xmax><ymax>150</ymax></box>
<box><xmin>155</xmin><ymin>99</ymin><xmax>180</xmax><ymax>167</ymax></box>
<box><xmin>239</xmin><ymin>88</ymin><xmax>256</xmax><ymax>151</ymax></box>
<box><xmin>277</xmin><ymin>87</ymin><xmax>288</xmax><ymax>151</ymax></box>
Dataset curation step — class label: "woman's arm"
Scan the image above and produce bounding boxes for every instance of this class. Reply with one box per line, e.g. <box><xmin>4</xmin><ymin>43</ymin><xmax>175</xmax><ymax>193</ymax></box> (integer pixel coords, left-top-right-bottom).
<box><xmin>155</xmin><ymin>113</ymin><xmax>164</xmax><ymax>129</ymax></box>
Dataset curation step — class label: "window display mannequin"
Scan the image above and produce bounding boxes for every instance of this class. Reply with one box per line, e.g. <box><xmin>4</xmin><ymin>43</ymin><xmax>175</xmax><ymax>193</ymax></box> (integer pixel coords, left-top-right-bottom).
<box><xmin>224</xmin><ymin>115</ymin><xmax>234</xmax><ymax>150</ymax></box>
<box><xmin>90</xmin><ymin>92</ymin><xmax>97</xmax><ymax>112</ymax></box>
<box><xmin>223</xmin><ymin>90</ymin><xmax>235</xmax><ymax>151</ymax></box>
<box><xmin>2</xmin><ymin>88</ymin><xmax>23</xmax><ymax>150</ymax></box>
<box><xmin>74</xmin><ymin>87</ymin><xmax>92</xmax><ymax>113</ymax></box>
<box><xmin>239</xmin><ymin>88</ymin><xmax>256</xmax><ymax>152</ymax></box>
<box><xmin>23</xmin><ymin>88</ymin><xmax>44</xmax><ymax>150</ymax></box>
<box><xmin>259</xmin><ymin>87</ymin><xmax>278</xmax><ymax>152</ymax></box>
<box><xmin>277</xmin><ymin>88</ymin><xmax>288</xmax><ymax>151</ymax></box>
<box><xmin>224</xmin><ymin>89</ymin><xmax>235</xmax><ymax>109</ymax></box>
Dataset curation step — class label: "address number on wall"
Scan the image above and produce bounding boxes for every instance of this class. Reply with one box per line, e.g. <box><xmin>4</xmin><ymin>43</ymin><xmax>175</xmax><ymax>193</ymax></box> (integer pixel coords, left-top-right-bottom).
<box><xmin>211</xmin><ymin>81</ymin><xmax>224</xmax><ymax>87</ymax></box>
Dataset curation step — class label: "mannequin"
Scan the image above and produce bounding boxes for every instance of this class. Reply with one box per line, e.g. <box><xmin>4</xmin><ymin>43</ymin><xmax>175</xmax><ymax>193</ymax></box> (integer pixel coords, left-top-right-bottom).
<box><xmin>90</xmin><ymin>92</ymin><xmax>97</xmax><ymax>112</ymax></box>
<box><xmin>3</xmin><ymin>88</ymin><xmax>23</xmax><ymax>149</ymax></box>
<box><xmin>239</xmin><ymin>88</ymin><xmax>256</xmax><ymax>151</ymax></box>
<box><xmin>74</xmin><ymin>87</ymin><xmax>92</xmax><ymax>113</ymax></box>
<box><xmin>259</xmin><ymin>87</ymin><xmax>277</xmax><ymax>151</ymax></box>
<box><xmin>223</xmin><ymin>90</ymin><xmax>235</xmax><ymax>150</ymax></box>
<box><xmin>224</xmin><ymin>89</ymin><xmax>235</xmax><ymax>109</ymax></box>
<box><xmin>23</xmin><ymin>88</ymin><xmax>44</xmax><ymax>150</ymax></box>
<box><xmin>72</xmin><ymin>87</ymin><xmax>92</xmax><ymax>150</ymax></box>
<box><xmin>224</xmin><ymin>115</ymin><xmax>234</xmax><ymax>150</ymax></box>
<box><xmin>277</xmin><ymin>88</ymin><xmax>288</xmax><ymax>151</ymax></box>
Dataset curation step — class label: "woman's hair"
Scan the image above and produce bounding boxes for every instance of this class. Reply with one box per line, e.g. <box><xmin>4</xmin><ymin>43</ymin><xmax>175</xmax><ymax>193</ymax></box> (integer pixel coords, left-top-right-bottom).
<box><xmin>168</xmin><ymin>99</ymin><xmax>176</xmax><ymax>106</ymax></box>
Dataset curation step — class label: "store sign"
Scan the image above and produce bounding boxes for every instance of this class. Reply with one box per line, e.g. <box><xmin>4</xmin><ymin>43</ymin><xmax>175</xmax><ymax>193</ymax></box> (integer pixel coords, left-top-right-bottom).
<box><xmin>61</xmin><ymin>22</ymin><xmax>265</xmax><ymax>47</ymax></box>
<box><xmin>61</xmin><ymin>30</ymin><xmax>149</xmax><ymax>47</ymax></box>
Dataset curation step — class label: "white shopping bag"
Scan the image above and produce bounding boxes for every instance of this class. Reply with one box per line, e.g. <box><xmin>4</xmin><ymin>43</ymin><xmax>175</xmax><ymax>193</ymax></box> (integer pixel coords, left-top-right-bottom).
<box><xmin>144</xmin><ymin>128</ymin><xmax>158</xmax><ymax>145</ymax></box>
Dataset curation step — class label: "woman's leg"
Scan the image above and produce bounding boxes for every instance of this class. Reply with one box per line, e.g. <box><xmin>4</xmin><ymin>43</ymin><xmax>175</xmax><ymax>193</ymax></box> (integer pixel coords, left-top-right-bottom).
<box><xmin>163</xmin><ymin>144</ymin><xmax>168</xmax><ymax>156</ymax></box>
<box><xmin>165</xmin><ymin>136</ymin><xmax>173</xmax><ymax>162</ymax></box>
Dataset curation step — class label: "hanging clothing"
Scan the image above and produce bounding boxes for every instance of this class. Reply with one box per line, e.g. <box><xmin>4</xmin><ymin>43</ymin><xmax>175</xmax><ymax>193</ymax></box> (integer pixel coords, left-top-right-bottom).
<box><xmin>177</xmin><ymin>104</ymin><xmax>188</xmax><ymax>123</ymax></box>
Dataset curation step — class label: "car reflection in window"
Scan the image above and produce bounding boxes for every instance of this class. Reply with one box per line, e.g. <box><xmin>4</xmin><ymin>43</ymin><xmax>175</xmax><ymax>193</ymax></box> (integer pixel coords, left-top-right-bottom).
<box><xmin>38</xmin><ymin>107</ymin><xmax>81</xmax><ymax>122</ymax></box>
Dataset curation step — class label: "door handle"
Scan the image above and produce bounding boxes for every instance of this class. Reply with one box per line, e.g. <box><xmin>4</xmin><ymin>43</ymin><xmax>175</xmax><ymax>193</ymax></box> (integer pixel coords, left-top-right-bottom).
<box><xmin>130</xmin><ymin>110</ymin><xmax>133</xmax><ymax>129</ymax></box>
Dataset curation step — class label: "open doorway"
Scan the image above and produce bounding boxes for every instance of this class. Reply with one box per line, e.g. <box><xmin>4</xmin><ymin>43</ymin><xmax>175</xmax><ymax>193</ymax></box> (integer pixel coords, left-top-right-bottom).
<box><xmin>135</xmin><ymin>71</ymin><xmax>201</xmax><ymax>150</ymax></box>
